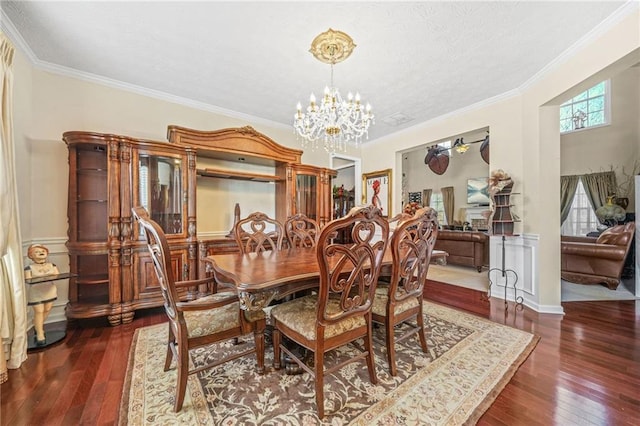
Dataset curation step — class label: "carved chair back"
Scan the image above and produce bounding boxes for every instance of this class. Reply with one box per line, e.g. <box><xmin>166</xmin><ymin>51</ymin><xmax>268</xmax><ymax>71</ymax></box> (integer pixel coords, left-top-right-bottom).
<box><xmin>371</xmin><ymin>206</ymin><xmax>439</xmax><ymax>376</ymax></box>
<box><xmin>285</xmin><ymin>213</ymin><xmax>319</xmax><ymax>248</ymax></box>
<box><xmin>132</xmin><ymin>206</ymin><xmax>180</xmax><ymax>323</ymax></box>
<box><xmin>234</xmin><ymin>211</ymin><xmax>285</xmax><ymax>254</ymax></box>
<box><xmin>133</xmin><ymin>206</ymin><xmax>266</xmax><ymax>412</ymax></box>
<box><xmin>388</xmin><ymin>207</ymin><xmax>439</xmax><ymax>304</ymax></box>
<box><xmin>315</xmin><ymin>205</ymin><xmax>390</xmax><ymax>325</ymax></box>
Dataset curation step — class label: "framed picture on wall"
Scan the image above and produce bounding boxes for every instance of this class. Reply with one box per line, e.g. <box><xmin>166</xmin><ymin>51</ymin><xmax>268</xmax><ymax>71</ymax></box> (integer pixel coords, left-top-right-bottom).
<box><xmin>362</xmin><ymin>169</ymin><xmax>392</xmax><ymax>217</ymax></box>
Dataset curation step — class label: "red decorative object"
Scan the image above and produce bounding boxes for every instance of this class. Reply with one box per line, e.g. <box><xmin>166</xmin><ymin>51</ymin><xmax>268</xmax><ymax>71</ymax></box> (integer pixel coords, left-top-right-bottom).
<box><xmin>424</xmin><ymin>146</ymin><xmax>449</xmax><ymax>175</ymax></box>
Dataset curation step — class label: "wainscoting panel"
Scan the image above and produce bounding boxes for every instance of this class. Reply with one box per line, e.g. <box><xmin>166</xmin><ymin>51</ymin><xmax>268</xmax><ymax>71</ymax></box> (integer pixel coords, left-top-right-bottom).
<box><xmin>489</xmin><ymin>234</ymin><xmax>544</xmax><ymax>311</ymax></box>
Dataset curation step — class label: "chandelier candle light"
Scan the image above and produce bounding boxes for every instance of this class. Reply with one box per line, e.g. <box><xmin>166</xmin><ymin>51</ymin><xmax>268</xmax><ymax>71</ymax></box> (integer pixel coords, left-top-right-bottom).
<box><xmin>294</xmin><ymin>29</ymin><xmax>374</xmax><ymax>154</ymax></box>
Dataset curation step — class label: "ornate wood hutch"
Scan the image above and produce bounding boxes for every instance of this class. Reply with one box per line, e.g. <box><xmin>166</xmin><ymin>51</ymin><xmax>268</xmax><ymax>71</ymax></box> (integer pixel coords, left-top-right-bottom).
<box><xmin>64</xmin><ymin>126</ymin><xmax>335</xmax><ymax>324</ymax></box>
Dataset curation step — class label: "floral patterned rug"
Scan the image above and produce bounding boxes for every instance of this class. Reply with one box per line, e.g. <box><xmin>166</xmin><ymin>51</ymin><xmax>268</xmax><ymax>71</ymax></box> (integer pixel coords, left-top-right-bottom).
<box><xmin>118</xmin><ymin>301</ymin><xmax>538</xmax><ymax>425</ymax></box>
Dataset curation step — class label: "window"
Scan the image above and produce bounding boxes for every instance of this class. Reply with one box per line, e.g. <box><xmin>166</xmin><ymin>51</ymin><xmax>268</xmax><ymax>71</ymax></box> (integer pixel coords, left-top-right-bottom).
<box><xmin>561</xmin><ymin>179</ymin><xmax>600</xmax><ymax>236</ymax></box>
<box><xmin>439</xmin><ymin>140</ymin><xmax>452</xmax><ymax>152</ymax></box>
<box><xmin>430</xmin><ymin>193</ymin><xmax>447</xmax><ymax>226</ymax></box>
<box><xmin>560</xmin><ymin>80</ymin><xmax>609</xmax><ymax>133</ymax></box>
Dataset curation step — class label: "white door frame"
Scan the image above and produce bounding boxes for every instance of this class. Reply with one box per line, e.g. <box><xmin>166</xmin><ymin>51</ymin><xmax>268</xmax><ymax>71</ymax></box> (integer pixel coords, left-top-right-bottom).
<box><xmin>330</xmin><ymin>153</ymin><xmax>362</xmax><ymax>208</ymax></box>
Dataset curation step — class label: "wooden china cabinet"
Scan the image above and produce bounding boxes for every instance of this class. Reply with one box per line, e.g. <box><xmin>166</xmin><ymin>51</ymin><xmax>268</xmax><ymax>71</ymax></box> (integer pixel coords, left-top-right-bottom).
<box><xmin>64</xmin><ymin>132</ymin><xmax>197</xmax><ymax>325</ymax></box>
<box><xmin>166</xmin><ymin>125</ymin><xmax>336</xmax><ymax>260</ymax></box>
<box><xmin>65</xmin><ymin>126</ymin><xmax>334</xmax><ymax>324</ymax></box>
<box><xmin>285</xmin><ymin>163</ymin><xmax>336</xmax><ymax>228</ymax></box>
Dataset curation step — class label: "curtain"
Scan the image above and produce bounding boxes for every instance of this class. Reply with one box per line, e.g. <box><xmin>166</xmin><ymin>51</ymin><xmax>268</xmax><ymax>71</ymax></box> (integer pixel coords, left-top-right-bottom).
<box><xmin>560</xmin><ymin>175</ymin><xmax>580</xmax><ymax>225</ymax></box>
<box><xmin>0</xmin><ymin>32</ymin><xmax>27</xmax><ymax>384</ymax></box>
<box><xmin>422</xmin><ymin>189</ymin><xmax>432</xmax><ymax>206</ymax></box>
<box><xmin>581</xmin><ymin>171</ymin><xmax>617</xmax><ymax>221</ymax></box>
<box><xmin>441</xmin><ymin>186</ymin><xmax>455</xmax><ymax>225</ymax></box>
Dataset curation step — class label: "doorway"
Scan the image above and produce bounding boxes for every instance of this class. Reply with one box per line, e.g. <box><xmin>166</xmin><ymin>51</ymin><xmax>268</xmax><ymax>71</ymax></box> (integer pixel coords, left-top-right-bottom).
<box><xmin>330</xmin><ymin>154</ymin><xmax>361</xmax><ymax>218</ymax></box>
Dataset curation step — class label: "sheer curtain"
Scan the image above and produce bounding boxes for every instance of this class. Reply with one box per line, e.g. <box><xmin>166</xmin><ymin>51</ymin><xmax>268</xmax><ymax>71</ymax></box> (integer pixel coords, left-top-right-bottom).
<box><xmin>441</xmin><ymin>186</ymin><xmax>455</xmax><ymax>225</ymax></box>
<box><xmin>560</xmin><ymin>175</ymin><xmax>580</xmax><ymax>225</ymax></box>
<box><xmin>0</xmin><ymin>32</ymin><xmax>28</xmax><ymax>384</ymax></box>
<box><xmin>581</xmin><ymin>171</ymin><xmax>617</xmax><ymax>220</ymax></box>
<box><xmin>422</xmin><ymin>189</ymin><xmax>432</xmax><ymax>206</ymax></box>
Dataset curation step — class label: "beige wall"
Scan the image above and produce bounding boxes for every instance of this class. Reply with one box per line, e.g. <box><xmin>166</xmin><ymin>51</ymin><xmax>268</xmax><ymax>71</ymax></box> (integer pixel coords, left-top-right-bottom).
<box><xmin>10</xmin><ymin>7</ymin><xmax>640</xmax><ymax>314</ymax></box>
<box><xmin>18</xmin><ymin>68</ymin><xmax>351</xmax><ymax>240</ymax></box>
<box><xmin>402</xmin><ymin>128</ymin><xmax>490</xmax><ymax>223</ymax></box>
<box><xmin>362</xmin><ymin>9</ymin><xmax>640</xmax><ymax>309</ymax></box>
<box><xmin>561</xmin><ymin>66</ymin><xmax>640</xmax><ymax>210</ymax></box>
<box><xmin>364</xmin><ymin>96</ymin><xmax>522</xmax><ymax>222</ymax></box>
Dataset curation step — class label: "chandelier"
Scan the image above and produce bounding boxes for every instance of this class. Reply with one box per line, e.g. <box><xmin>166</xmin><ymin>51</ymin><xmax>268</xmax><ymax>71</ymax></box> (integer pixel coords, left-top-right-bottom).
<box><xmin>293</xmin><ymin>29</ymin><xmax>374</xmax><ymax>154</ymax></box>
<box><xmin>452</xmin><ymin>137</ymin><xmax>470</xmax><ymax>154</ymax></box>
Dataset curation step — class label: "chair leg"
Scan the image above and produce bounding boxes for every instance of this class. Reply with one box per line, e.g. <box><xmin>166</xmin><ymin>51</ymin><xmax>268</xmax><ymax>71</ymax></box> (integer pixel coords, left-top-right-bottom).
<box><xmin>364</xmin><ymin>324</ymin><xmax>378</xmax><ymax>386</ymax></box>
<box><xmin>273</xmin><ymin>326</ymin><xmax>281</xmax><ymax>370</ymax></box>
<box><xmin>385</xmin><ymin>319</ymin><xmax>397</xmax><ymax>376</ymax></box>
<box><xmin>164</xmin><ymin>326</ymin><xmax>175</xmax><ymax>372</ymax></box>
<box><xmin>174</xmin><ymin>343</ymin><xmax>190</xmax><ymax>412</ymax></box>
<box><xmin>315</xmin><ymin>350</ymin><xmax>325</xmax><ymax>419</ymax></box>
<box><xmin>416</xmin><ymin>309</ymin><xmax>428</xmax><ymax>353</ymax></box>
<box><xmin>254</xmin><ymin>325</ymin><xmax>265</xmax><ymax>374</ymax></box>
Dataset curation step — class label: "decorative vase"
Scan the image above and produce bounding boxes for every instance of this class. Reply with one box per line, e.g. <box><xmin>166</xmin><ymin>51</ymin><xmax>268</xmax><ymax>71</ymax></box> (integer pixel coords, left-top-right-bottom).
<box><xmin>596</xmin><ymin>196</ymin><xmax>626</xmax><ymax>226</ymax></box>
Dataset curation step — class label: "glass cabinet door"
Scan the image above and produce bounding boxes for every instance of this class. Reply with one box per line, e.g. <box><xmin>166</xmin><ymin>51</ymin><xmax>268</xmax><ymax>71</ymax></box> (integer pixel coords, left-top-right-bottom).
<box><xmin>296</xmin><ymin>173</ymin><xmax>317</xmax><ymax>220</ymax></box>
<box><xmin>139</xmin><ymin>154</ymin><xmax>183</xmax><ymax>235</ymax></box>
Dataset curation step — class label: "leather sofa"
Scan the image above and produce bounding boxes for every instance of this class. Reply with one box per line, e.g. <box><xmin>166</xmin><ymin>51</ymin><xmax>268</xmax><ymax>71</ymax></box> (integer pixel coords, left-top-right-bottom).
<box><xmin>561</xmin><ymin>222</ymin><xmax>635</xmax><ymax>290</ymax></box>
<box><xmin>434</xmin><ymin>230</ymin><xmax>489</xmax><ymax>272</ymax></box>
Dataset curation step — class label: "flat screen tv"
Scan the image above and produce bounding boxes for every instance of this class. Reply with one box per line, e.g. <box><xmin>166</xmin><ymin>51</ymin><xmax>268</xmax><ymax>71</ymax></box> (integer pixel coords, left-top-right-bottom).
<box><xmin>467</xmin><ymin>177</ymin><xmax>490</xmax><ymax>205</ymax></box>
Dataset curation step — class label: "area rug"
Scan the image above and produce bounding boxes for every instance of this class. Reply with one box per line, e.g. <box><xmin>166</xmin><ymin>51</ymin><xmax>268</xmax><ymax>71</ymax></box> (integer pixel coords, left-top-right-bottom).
<box><xmin>118</xmin><ymin>301</ymin><xmax>538</xmax><ymax>425</ymax></box>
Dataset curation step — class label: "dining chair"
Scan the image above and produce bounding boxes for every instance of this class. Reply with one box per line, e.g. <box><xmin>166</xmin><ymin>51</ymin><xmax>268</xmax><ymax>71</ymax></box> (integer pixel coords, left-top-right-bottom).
<box><xmin>377</xmin><ymin>212</ymin><xmax>413</xmax><ymax>286</ymax></box>
<box><xmin>270</xmin><ymin>205</ymin><xmax>390</xmax><ymax>418</ymax></box>
<box><xmin>371</xmin><ymin>207</ymin><xmax>438</xmax><ymax>376</ymax></box>
<box><xmin>132</xmin><ymin>206</ymin><xmax>266</xmax><ymax>412</ymax></box>
<box><xmin>284</xmin><ymin>213</ymin><xmax>319</xmax><ymax>248</ymax></box>
<box><xmin>234</xmin><ymin>211</ymin><xmax>285</xmax><ymax>254</ymax></box>
<box><xmin>388</xmin><ymin>212</ymin><xmax>413</xmax><ymax>227</ymax></box>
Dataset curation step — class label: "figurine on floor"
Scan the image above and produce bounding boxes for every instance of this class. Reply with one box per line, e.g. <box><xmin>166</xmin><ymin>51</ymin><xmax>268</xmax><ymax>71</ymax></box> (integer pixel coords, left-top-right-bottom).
<box><xmin>24</xmin><ymin>244</ymin><xmax>59</xmax><ymax>346</ymax></box>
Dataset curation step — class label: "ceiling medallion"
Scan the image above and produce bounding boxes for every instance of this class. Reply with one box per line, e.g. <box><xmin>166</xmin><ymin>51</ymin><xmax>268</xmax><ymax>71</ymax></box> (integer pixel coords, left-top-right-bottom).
<box><xmin>308</xmin><ymin>29</ymin><xmax>356</xmax><ymax>65</ymax></box>
<box><xmin>293</xmin><ymin>29</ymin><xmax>374</xmax><ymax>154</ymax></box>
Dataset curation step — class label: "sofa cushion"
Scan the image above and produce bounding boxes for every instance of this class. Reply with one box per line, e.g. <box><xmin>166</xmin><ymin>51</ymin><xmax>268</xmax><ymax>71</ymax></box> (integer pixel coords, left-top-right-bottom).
<box><xmin>596</xmin><ymin>224</ymin><xmax>631</xmax><ymax>246</ymax></box>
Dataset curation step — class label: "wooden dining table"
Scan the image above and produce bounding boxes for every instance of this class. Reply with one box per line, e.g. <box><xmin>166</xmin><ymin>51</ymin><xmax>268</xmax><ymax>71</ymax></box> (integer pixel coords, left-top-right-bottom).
<box><xmin>203</xmin><ymin>246</ymin><xmax>448</xmax><ymax>313</ymax></box>
<box><xmin>203</xmin><ymin>247</ymin><xmax>395</xmax><ymax>313</ymax></box>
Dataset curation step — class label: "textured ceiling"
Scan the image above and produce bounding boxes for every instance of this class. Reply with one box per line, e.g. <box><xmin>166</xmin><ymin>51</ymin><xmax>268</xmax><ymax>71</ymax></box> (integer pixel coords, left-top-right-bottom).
<box><xmin>1</xmin><ymin>1</ymin><xmax>630</xmax><ymax>143</ymax></box>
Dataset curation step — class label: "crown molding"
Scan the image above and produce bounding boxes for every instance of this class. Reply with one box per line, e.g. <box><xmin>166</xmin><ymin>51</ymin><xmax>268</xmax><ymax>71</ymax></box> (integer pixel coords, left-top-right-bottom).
<box><xmin>0</xmin><ymin>9</ymin><xmax>39</xmax><ymax>63</ymax></box>
<box><xmin>366</xmin><ymin>88</ymin><xmax>520</xmax><ymax>147</ymax></box>
<box><xmin>0</xmin><ymin>9</ymin><xmax>289</xmax><ymax>132</ymax></box>
<box><xmin>35</xmin><ymin>60</ymin><xmax>290</xmax><ymax>130</ymax></box>
<box><xmin>519</xmin><ymin>1</ymin><xmax>640</xmax><ymax>92</ymax></box>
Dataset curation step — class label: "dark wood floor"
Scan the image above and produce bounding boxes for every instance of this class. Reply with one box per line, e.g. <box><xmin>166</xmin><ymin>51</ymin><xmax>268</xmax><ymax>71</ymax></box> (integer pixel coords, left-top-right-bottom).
<box><xmin>2</xmin><ymin>281</ymin><xmax>639</xmax><ymax>425</ymax></box>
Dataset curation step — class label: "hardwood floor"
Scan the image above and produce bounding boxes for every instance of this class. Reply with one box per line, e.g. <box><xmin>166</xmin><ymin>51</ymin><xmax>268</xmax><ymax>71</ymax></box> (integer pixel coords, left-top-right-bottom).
<box><xmin>2</xmin><ymin>281</ymin><xmax>639</xmax><ymax>425</ymax></box>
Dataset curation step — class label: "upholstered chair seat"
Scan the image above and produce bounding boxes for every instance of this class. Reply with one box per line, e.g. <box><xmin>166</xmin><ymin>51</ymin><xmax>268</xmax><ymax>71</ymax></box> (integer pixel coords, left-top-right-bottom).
<box><xmin>132</xmin><ymin>206</ymin><xmax>266</xmax><ymax>412</ymax></box>
<box><xmin>372</xmin><ymin>286</ymin><xmax>420</xmax><ymax>318</ymax></box>
<box><xmin>371</xmin><ymin>207</ymin><xmax>439</xmax><ymax>376</ymax></box>
<box><xmin>270</xmin><ymin>294</ymin><xmax>366</xmax><ymax>341</ymax></box>
<box><xmin>271</xmin><ymin>205</ymin><xmax>390</xmax><ymax>419</ymax></box>
<box><xmin>183</xmin><ymin>292</ymin><xmax>266</xmax><ymax>338</ymax></box>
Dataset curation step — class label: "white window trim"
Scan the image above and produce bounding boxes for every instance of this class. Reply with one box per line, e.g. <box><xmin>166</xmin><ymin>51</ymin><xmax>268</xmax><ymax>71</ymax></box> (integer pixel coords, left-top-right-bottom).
<box><xmin>560</xmin><ymin>79</ymin><xmax>611</xmax><ymax>135</ymax></box>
